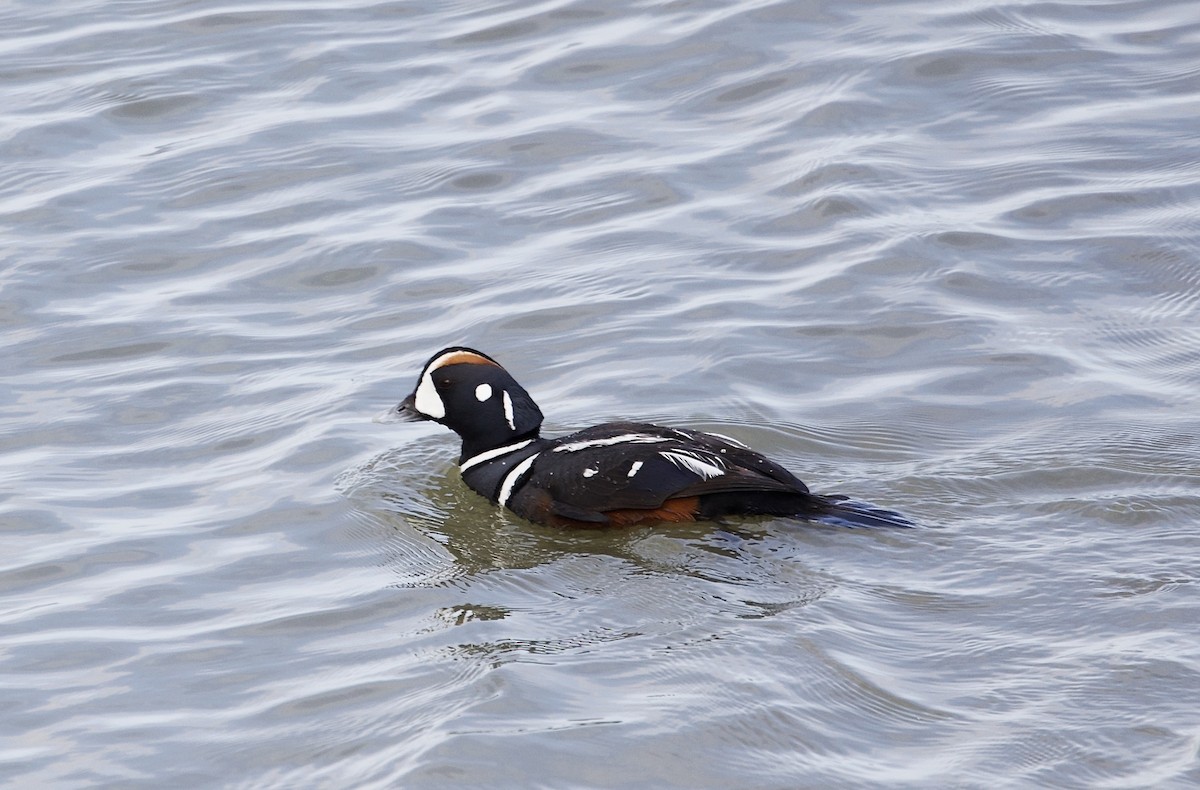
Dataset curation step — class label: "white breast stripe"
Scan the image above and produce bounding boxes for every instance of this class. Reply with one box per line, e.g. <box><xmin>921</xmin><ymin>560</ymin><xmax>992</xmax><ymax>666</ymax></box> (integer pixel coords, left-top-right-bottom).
<box><xmin>498</xmin><ymin>453</ymin><xmax>539</xmax><ymax>507</ymax></box>
<box><xmin>502</xmin><ymin>390</ymin><xmax>515</xmax><ymax>430</ymax></box>
<box><xmin>627</xmin><ymin>461</ymin><xmax>643</xmax><ymax>477</ymax></box>
<box><xmin>553</xmin><ymin>434</ymin><xmax>670</xmax><ymax>453</ymax></box>
<box><xmin>460</xmin><ymin>439</ymin><xmax>534</xmax><ymax>472</ymax></box>
<box><xmin>660</xmin><ymin>450</ymin><xmax>724</xmax><ymax>480</ymax></box>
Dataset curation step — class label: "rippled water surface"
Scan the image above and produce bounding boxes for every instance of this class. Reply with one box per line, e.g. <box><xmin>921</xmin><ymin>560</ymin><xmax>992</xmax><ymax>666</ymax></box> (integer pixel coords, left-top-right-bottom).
<box><xmin>4</xmin><ymin>0</ymin><xmax>1200</xmax><ymax>786</ymax></box>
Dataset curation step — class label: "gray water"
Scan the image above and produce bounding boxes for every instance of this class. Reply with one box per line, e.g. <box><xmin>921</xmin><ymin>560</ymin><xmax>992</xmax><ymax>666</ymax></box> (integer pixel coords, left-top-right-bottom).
<box><xmin>4</xmin><ymin>0</ymin><xmax>1200</xmax><ymax>786</ymax></box>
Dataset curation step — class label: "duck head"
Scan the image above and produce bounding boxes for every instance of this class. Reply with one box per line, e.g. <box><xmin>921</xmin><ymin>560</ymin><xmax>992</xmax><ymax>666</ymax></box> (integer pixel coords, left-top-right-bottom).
<box><xmin>387</xmin><ymin>347</ymin><xmax>544</xmax><ymax>457</ymax></box>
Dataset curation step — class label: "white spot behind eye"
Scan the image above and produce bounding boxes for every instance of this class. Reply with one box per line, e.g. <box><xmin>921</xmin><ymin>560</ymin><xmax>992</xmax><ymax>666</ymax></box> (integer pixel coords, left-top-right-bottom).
<box><xmin>475</xmin><ymin>383</ymin><xmax>493</xmax><ymax>402</ymax></box>
<box><xmin>583</xmin><ymin>468</ymin><xmax>598</xmax><ymax>478</ymax></box>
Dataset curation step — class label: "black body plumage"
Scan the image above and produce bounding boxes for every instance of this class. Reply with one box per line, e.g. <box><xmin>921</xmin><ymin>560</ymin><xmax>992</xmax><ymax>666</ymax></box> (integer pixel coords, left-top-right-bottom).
<box><xmin>386</xmin><ymin>347</ymin><xmax>910</xmax><ymax>529</ymax></box>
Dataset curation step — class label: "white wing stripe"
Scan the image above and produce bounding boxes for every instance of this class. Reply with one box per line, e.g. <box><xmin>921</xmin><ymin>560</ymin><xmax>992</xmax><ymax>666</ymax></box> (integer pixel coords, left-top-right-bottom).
<box><xmin>660</xmin><ymin>450</ymin><xmax>724</xmax><ymax>480</ymax></box>
<box><xmin>554</xmin><ymin>434</ymin><xmax>670</xmax><ymax>453</ymax></box>
<box><xmin>706</xmin><ymin>431</ymin><xmax>749</xmax><ymax>449</ymax></box>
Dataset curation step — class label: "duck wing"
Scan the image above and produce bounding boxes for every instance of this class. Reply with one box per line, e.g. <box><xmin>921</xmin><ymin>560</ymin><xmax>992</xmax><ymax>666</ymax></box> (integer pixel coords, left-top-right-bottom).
<box><xmin>523</xmin><ymin>422</ymin><xmax>808</xmax><ymax>521</ymax></box>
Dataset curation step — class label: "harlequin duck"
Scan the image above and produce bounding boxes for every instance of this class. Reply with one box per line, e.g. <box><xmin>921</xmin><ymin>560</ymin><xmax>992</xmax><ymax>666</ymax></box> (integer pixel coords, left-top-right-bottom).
<box><xmin>381</xmin><ymin>347</ymin><xmax>911</xmax><ymax>529</ymax></box>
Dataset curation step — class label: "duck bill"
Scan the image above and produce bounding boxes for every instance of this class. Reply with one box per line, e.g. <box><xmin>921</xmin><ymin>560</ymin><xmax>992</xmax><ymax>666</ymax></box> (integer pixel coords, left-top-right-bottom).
<box><xmin>373</xmin><ymin>393</ymin><xmax>428</xmax><ymax>424</ymax></box>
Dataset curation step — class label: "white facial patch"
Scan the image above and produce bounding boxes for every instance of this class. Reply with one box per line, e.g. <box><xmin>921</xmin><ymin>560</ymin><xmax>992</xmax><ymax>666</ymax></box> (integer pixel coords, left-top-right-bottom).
<box><xmin>411</xmin><ymin>348</ymin><xmax>498</xmax><ymax>420</ymax></box>
<box><xmin>502</xmin><ymin>391</ymin><xmax>515</xmax><ymax>430</ymax></box>
<box><xmin>413</xmin><ymin>368</ymin><xmax>446</xmax><ymax>419</ymax></box>
<box><xmin>475</xmin><ymin>383</ymin><xmax>493</xmax><ymax>402</ymax></box>
<box><xmin>660</xmin><ymin>450</ymin><xmax>724</xmax><ymax>480</ymax></box>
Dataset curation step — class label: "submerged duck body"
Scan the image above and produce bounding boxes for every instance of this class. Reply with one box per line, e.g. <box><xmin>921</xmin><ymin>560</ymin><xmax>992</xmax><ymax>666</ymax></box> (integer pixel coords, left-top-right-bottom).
<box><xmin>386</xmin><ymin>347</ymin><xmax>909</xmax><ymax>529</ymax></box>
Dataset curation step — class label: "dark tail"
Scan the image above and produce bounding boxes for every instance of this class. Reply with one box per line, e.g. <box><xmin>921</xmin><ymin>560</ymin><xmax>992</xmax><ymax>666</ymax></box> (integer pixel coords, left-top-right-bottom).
<box><xmin>809</xmin><ymin>495</ymin><xmax>914</xmax><ymax>529</ymax></box>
